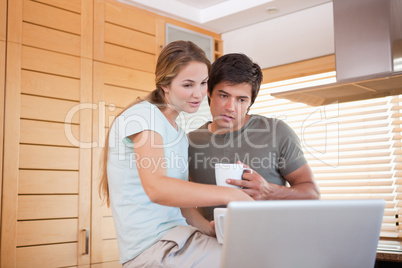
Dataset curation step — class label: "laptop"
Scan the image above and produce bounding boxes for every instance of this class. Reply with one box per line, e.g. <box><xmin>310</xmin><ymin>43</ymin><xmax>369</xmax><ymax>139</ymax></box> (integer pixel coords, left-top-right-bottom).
<box><xmin>220</xmin><ymin>199</ymin><xmax>385</xmax><ymax>268</ymax></box>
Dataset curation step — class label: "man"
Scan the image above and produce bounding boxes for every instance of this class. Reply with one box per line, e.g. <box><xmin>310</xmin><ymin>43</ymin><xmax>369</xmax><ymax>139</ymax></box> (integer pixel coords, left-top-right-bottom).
<box><xmin>188</xmin><ymin>53</ymin><xmax>320</xmax><ymax>221</ymax></box>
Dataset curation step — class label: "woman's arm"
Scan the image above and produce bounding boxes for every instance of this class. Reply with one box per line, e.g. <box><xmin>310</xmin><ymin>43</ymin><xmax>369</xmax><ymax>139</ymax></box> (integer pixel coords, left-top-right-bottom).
<box><xmin>131</xmin><ymin>130</ymin><xmax>253</xmax><ymax>208</ymax></box>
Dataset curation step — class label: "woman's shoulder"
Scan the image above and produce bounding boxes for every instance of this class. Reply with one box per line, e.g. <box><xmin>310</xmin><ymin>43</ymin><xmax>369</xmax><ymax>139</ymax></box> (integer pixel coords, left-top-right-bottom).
<box><xmin>127</xmin><ymin>100</ymin><xmax>151</xmax><ymax>110</ymax></box>
<box><xmin>122</xmin><ymin>101</ymin><xmax>157</xmax><ymax>116</ymax></box>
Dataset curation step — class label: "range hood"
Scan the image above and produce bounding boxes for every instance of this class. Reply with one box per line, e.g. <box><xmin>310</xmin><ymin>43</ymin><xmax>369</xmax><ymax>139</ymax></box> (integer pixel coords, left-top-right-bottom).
<box><xmin>272</xmin><ymin>0</ymin><xmax>402</xmax><ymax>106</ymax></box>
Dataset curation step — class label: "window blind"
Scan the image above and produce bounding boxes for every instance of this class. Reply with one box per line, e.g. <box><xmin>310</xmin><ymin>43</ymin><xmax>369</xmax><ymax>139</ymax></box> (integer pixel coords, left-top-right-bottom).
<box><xmin>252</xmin><ymin>73</ymin><xmax>402</xmax><ymax>250</ymax></box>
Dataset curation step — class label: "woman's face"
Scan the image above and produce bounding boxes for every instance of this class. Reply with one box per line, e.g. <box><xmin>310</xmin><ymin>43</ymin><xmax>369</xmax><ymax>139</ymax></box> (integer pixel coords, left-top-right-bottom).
<box><xmin>162</xmin><ymin>61</ymin><xmax>208</xmax><ymax>114</ymax></box>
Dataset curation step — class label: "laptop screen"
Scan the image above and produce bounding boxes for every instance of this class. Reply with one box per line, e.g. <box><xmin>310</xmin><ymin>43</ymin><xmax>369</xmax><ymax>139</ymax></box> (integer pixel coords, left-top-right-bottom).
<box><xmin>220</xmin><ymin>199</ymin><xmax>385</xmax><ymax>268</ymax></box>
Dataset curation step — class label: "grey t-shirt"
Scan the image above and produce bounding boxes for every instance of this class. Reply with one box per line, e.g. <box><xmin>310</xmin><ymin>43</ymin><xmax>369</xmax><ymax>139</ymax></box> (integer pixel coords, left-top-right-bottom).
<box><xmin>188</xmin><ymin>114</ymin><xmax>307</xmax><ymax>221</ymax></box>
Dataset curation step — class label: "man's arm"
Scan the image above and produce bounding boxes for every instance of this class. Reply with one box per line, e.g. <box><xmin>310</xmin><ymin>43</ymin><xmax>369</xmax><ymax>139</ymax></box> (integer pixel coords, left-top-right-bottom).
<box><xmin>227</xmin><ymin>163</ymin><xmax>320</xmax><ymax>200</ymax></box>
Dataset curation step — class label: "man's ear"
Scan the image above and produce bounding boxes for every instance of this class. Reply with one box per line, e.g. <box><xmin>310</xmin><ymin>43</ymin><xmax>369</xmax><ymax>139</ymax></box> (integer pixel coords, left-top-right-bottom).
<box><xmin>207</xmin><ymin>90</ymin><xmax>211</xmax><ymax>98</ymax></box>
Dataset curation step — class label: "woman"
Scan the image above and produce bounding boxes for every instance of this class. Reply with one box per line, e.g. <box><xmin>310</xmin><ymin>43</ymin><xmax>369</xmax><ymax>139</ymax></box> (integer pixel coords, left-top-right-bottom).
<box><xmin>99</xmin><ymin>41</ymin><xmax>253</xmax><ymax>267</ymax></box>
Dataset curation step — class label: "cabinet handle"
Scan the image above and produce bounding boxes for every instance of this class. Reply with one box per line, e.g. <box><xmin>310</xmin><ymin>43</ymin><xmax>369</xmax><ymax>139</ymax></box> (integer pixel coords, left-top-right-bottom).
<box><xmin>83</xmin><ymin>228</ymin><xmax>89</xmax><ymax>255</ymax></box>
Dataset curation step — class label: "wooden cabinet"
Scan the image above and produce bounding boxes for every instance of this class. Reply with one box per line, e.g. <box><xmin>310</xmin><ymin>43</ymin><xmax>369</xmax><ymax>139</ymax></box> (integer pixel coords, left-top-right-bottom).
<box><xmin>1</xmin><ymin>0</ymin><xmax>91</xmax><ymax>267</ymax></box>
<box><xmin>0</xmin><ymin>0</ymin><xmax>221</xmax><ymax>267</ymax></box>
<box><xmin>214</xmin><ymin>38</ymin><xmax>224</xmax><ymax>60</ymax></box>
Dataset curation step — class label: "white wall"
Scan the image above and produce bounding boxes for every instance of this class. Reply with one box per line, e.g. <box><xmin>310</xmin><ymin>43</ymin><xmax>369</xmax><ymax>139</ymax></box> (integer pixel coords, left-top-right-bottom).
<box><xmin>222</xmin><ymin>2</ymin><xmax>334</xmax><ymax>69</ymax></box>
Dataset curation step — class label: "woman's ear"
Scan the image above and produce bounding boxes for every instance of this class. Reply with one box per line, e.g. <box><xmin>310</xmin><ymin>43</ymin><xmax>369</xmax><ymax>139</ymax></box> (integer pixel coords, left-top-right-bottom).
<box><xmin>161</xmin><ymin>85</ymin><xmax>169</xmax><ymax>93</ymax></box>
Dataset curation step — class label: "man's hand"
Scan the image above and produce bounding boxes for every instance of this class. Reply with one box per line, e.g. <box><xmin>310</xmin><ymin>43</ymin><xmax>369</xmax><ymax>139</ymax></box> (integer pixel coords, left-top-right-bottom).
<box><xmin>225</xmin><ymin>162</ymin><xmax>272</xmax><ymax>200</ymax></box>
<box><xmin>225</xmin><ymin>161</ymin><xmax>320</xmax><ymax>200</ymax></box>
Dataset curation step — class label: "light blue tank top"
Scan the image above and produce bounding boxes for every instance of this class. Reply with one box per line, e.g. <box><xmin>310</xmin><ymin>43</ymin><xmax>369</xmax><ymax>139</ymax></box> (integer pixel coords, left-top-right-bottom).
<box><xmin>107</xmin><ymin>101</ymin><xmax>188</xmax><ymax>263</ymax></box>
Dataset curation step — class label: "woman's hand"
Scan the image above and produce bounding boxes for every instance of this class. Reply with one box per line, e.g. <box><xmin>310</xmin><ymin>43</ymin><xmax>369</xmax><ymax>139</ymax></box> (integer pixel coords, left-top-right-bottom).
<box><xmin>196</xmin><ymin>219</ymin><xmax>216</xmax><ymax>237</ymax></box>
<box><xmin>181</xmin><ymin>207</ymin><xmax>216</xmax><ymax>237</ymax></box>
<box><xmin>208</xmin><ymin>220</ymin><xmax>216</xmax><ymax>237</ymax></box>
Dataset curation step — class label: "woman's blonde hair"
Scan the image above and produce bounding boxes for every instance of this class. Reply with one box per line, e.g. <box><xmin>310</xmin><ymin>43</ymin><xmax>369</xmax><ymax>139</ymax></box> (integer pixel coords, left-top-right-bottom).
<box><xmin>99</xmin><ymin>40</ymin><xmax>211</xmax><ymax>206</ymax></box>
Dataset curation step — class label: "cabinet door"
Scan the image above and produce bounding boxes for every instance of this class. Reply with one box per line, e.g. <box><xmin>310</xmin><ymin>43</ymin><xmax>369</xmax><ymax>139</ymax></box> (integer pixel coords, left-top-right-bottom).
<box><xmin>0</xmin><ymin>1</ymin><xmax>220</xmax><ymax>267</ymax></box>
<box><xmin>91</xmin><ymin>1</ymin><xmax>158</xmax><ymax>266</ymax></box>
<box><xmin>1</xmin><ymin>0</ymin><xmax>92</xmax><ymax>267</ymax></box>
<box><xmin>0</xmin><ymin>0</ymin><xmax>6</xmax><ymax>241</ymax></box>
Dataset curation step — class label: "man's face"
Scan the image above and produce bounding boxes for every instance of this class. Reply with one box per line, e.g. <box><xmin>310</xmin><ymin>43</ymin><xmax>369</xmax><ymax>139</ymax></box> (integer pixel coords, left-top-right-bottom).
<box><xmin>208</xmin><ymin>81</ymin><xmax>252</xmax><ymax>134</ymax></box>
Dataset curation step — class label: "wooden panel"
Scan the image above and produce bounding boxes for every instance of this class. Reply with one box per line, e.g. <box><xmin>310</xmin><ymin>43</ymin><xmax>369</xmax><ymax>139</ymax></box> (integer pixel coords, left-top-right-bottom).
<box><xmin>80</xmin><ymin>0</ymin><xmax>93</xmax><ymax>59</ymax></box>
<box><xmin>94</xmin><ymin>0</ymin><xmax>105</xmax><ymax>61</ymax></box>
<box><xmin>78</xmin><ymin>9</ymin><xmax>93</xmax><ymax>261</ymax></box>
<box><xmin>20</xmin><ymin>119</ymin><xmax>79</xmax><ymax>146</ymax></box>
<box><xmin>16</xmin><ymin>243</ymin><xmax>77</xmax><ymax>268</ymax></box>
<box><xmin>17</xmin><ymin>219</ymin><xmax>78</xmax><ymax>246</ymax></box>
<box><xmin>105</xmin><ymin>107</ymin><xmax>123</xmax><ymax>127</ymax></box>
<box><xmin>21</xmin><ymin>70</ymin><xmax>80</xmax><ymax>101</ymax></box>
<box><xmin>104</xmin><ymin>85</ymin><xmax>148</xmax><ymax>108</ymax></box>
<box><xmin>20</xmin><ymin>95</ymin><xmax>79</xmax><ymax>123</ymax></box>
<box><xmin>102</xmin><ymin>239</ymin><xmax>119</xmax><ymax>262</ymax></box>
<box><xmin>104</xmin><ymin>43</ymin><xmax>155</xmax><ymax>73</ymax></box>
<box><xmin>22</xmin><ymin>46</ymin><xmax>81</xmax><ymax>78</ymax></box>
<box><xmin>105</xmin><ymin>1</ymin><xmax>156</xmax><ymax>35</ymax></box>
<box><xmin>262</xmin><ymin>54</ymin><xmax>336</xmax><ymax>84</ymax></box>
<box><xmin>0</xmin><ymin>0</ymin><xmax>6</xmax><ymax>41</ymax></box>
<box><xmin>7</xmin><ymin>0</ymin><xmax>23</xmax><ymax>43</ymax></box>
<box><xmin>104</xmin><ymin>63</ymin><xmax>155</xmax><ymax>91</ymax></box>
<box><xmin>1</xmin><ymin>41</ymin><xmax>22</xmax><ymax>267</ymax></box>
<box><xmin>91</xmin><ymin>261</ymin><xmax>121</xmax><ymax>268</ymax></box>
<box><xmin>102</xmin><ymin>217</ymin><xmax>116</xmax><ymax>239</ymax></box>
<box><xmin>155</xmin><ymin>18</ymin><xmax>165</xmax><ymax>58</ymax></box>
<box><xmin>18</xmin><ymin>195</ymin><xmax>78</xmax><ymax>220</ymax></box>
<box><xmin>19</xmin><ymin>144</ymin><xmax>79</xmax><ymax>170</ymax></box>
<box><xmin>107</xmin><ymin>0</ymin><xmax>221</xmax><ymax>41</ymax></box>
<box><xmin>105</xmin><ymin>22</ymin><xmax>156</xmax><ymax>54</ymax></box>
<box><xmin>22</xmin><ymin>22</ymin><xmax>81</xmax><ymax>56</ymax></box>
<box><xmin>19</xmin><ymin>170</ymin><xmax>79</xmax><ymax>194</ymax></box>
<box><xmin>35</xmin><ymin>0</ymin><xmax>81</xmax><ymax>13</ymax></box>
<box><xmin>102</xmin><ymin>204</ymin><xmax>113</xmax><ymax>217</ymax></box>
<box><xmin>0</xmin><ymin>41</ymin><xmax>4</xmax><ymax>229</ymax></box>
<box><xmin>91</xmin><ymin>61</ymin><xmax>105</xmax><ymax>262</ymax></box>
<box><xmin>23</xmin><ymin>0</ymin><xmax>81</xmax><ymax>35</ymax></box>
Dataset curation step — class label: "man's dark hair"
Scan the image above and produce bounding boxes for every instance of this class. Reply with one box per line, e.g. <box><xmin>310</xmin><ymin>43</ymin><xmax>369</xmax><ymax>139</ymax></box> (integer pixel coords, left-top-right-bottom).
<box><xmin>207</xmin><ymin>53</ymin><xmax>263</xmax><ymax>109</ymax></box>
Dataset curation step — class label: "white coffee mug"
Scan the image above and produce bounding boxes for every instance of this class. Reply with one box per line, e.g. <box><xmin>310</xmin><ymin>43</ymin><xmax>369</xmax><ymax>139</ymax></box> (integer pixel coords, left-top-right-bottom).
<box><xmin>214</xmin><ymin>208</ymin><xmax>227</xmax><ymax>244</ymax></box>
<box><xmin>215</xmin><ymin>163</ymin><xmax>253</xmax><ymax>188</ymax></box>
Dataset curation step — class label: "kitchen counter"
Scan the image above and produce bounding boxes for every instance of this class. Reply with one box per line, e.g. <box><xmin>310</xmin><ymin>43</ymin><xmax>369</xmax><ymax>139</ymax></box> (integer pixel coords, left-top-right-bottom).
<box><xmin>376</xmin><ymin>251</ymin><xmax>402</xmax><ymax>263</ymax></box>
